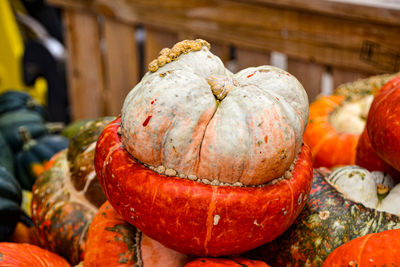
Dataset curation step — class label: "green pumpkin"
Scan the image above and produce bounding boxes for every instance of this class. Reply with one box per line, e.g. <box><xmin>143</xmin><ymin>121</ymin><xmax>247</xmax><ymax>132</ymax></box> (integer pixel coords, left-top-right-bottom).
<box><xmin>247</xmin><ymin>167</ymin><xmax>400</xmax><ymax>266</ymax></box>
<box><xmin>16</xmin><ymin>128</ymin><xmax>69</xmax><ymax>190</ymax></box>
<box><xmin>31</xmin><ymin>117</ymin><xmax>114</xmax><ymax>264</ymax></box>
<box><xmin>60</xmin><ymin>119</ymin><xmax>92</xmax><ymax>139</ymax></box>
<box><xmin>0</xmin><ymin>166</ymin><xmax>22</xmax><ymax>241</ymax></box>
<box><xmin>0</xmin><ymin>90</ymin><xmax>47</xmax><ymax>118</ymax></box>
<box><xmin>0</xmin><ymin>110</ymin><xmax>47</xmax><ymax>152</ymax></box>
<box><xmin>0</xmin><ymin>133</ymin><xmax>14</xmax><ymax>175</ymax></box>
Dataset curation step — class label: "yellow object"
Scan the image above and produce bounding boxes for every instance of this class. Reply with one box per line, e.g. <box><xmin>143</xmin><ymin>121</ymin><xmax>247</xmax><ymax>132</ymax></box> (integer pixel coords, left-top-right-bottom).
<box><xmin>21</xmin><ymin>190</ymin><xmax>32</xmax><ymax>217</ymax></box>
<box><xmin>0</xmin><ymin>0</ymin><xmax>47</xmax><ymax>105</ymax></box>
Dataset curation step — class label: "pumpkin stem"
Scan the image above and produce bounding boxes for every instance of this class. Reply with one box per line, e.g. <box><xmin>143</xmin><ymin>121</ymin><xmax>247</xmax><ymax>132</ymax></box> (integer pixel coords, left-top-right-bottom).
<box><xmin>45</xmin><ymin>122</ymin><xmax>65</xmax><ymax>134</ymax></box>
<box><xmin>207</xmin><ymin>75</ymin><xmax>238</xmax><ymax>100</ymax></box>
<box><xmin>18</xmin><ymin>126</ymin><xmax>37</xmax><ymax>150</ymax></box>
<box><xmin>377</xmin><ymin>183</ymin><xmax>390</xmax><ymax>201</ymax></box>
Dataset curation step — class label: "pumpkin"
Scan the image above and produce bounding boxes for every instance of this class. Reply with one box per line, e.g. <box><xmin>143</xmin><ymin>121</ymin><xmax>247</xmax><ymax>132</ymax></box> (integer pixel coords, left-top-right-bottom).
<box><xmin>0</xmin><ymin>166</ymin><xmax>22</xmax><ymax>241</ymax></box>
<box><xmin>84</xmin><ymin>201</ymin><xmax>189</xmax><ymax>267</ymax></box>
<box><xmin>0</xmin><ymin>242</ymin><xmax>70</xmax><ymax>267</ymax></box>
<box><xmin>322</xmin><ymin>229</ymin><xmax>400</xmax><ymax>266</ymax></box>
<box><xmin>356</xmin><ymin>128</ymin><xmax>400</xmax><ymax>179</ymax></box>
<box><xmin>0</xmin><ymin>132</ymin><xmax>14</xmax><ymax>175</ymax></box>
<box><xmin>95</xmin><ymin>39</ymin><xmax>313</xmax><ymax>256</ymax></box>
<box><xmin>247</xmin><ymin>166</ymin><xmax>400</xmax><ymax>266</ymax></box>
<box><xmin>16</xmin><ymin>127</ymin><xmax>69</xmax><ymax>190</ymax></box>
<box><xmin>61</xmin><ymin>119</ymin><xmax>92</xmax><ymax>139</ymax></box>
<box><xmin>31</xmin><ymin>117</ymin><xmax>113</xmax><ymax>264</ymax></box>
<box><xmin>304</xmin><ymin>73</ymin><xmax>397</xmax><ymax>168</ymax></box>
<box><xmin>367</xmin><ymin>75</ymin><xmax>400</xmax><ymax>173</ymax></box>
<box><xmin>0</xmin><ymin>110</ymin><xmax>47</xmax><ymax>152</ymax></box>
<box><xmin>185</xmin><ymin>258</ymin><xmax>270</xmax><ymax>267</ymax></box>
<box><xmin>0</xmin><ymin>90</ymin><xmax>47</xmax><ymax>118</ymax></box>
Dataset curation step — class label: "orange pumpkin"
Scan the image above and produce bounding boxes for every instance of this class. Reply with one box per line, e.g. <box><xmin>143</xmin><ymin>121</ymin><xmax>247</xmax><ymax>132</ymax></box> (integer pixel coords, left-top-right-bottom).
<box><xmin>367</xmin><ymin>75</ymin><xmax>400</xmax><ymax>173</ymax></box>
<box><xmin>185</xmin><ymin>258</ymin><xmax>270</xmax><ymax>267</ymax></box>
<box><xmin>95</xmin><ymin>39</ymin><xmax>313</xmax><ymax>256</ymax></box>
<box><xmin>323</xmin><ymin>229</ymin><xmax>400</xmax><ymax>266</ymax></box>
<box><xmin>0</xmin><ymin>242</ymin><xmax>70</xmax><ymax>266</ymax></box>
<box><xmin>84</xmin><ymin>201</ymin><xmax>189</xmax><ymax>267</ymax></box>
<box><xmin>304</xmin><ymin>74</ymin><xmax>397</xmax><ymax>168</ymax></box>
<box><xmin>356</xmin><ymin>128</ymin><xmax>400</xmax><ymax>179</ymax></box>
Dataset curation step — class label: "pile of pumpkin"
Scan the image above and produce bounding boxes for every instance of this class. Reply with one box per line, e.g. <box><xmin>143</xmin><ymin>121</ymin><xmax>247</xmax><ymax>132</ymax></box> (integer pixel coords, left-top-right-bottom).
<box><xmin>1</xmin><ymin>39</ymin><xmax>400</xmax><ymax>267</ymax></box>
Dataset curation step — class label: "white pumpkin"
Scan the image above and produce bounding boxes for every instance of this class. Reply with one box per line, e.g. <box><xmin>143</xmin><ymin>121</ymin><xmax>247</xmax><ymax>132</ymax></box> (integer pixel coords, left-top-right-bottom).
<box><xmin>328</xmin><ymin>166</ymin><xmax>400</xmax><ymax>215</ymax></box>
<box><xmin>121</xmin><ymin>39</ymin><xmax>308</xmax><ymax>185</ymax></box>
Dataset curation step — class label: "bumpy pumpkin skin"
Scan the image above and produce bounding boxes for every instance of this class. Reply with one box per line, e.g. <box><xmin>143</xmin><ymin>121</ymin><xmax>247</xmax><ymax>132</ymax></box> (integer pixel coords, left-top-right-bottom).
<box><xmin>84</xmin><ymin>201</ymin><xmax>189</xmax><ymax>267</ymax></box>
<box><xmin>185</xmin><ymin>258</ymin><xmax>270</xmax><ymax>267</ymax></box>
<box><xmin>246</xmin><ymin>169</ymin><xmax>400</xmax><ymax>267</ymax></box>
<box><xmin>95</xmin><ymin>117</ymin><xmax>313</xmax><ymax>256</ymax></box>
<box><xmin>31</xmin><ymin>118</ymin><xmax>112</xmax><ymax>264</ymax></box>
<box><xmin>367</xmin><ymin>75</ymin><xmax>400</xmax><ymax>172</ymax></box>
<box><xmin>122</xmin><ymin>40</ymin><xmax>308</xmax><ymax>186</ymax></box>
<box><xmin>322</xmin><ymin>229</ymin><xmax>400</xmax><ymax>267</ymax></box>
<box><xmin>304</xmin><ymin>73</ymin><xmax>398</xmax><ymax>168</ymax></box>
<box><xmin>0</xmin><ymin>242</ymin><xmax>70</xmax><ymax>267</ymax></box>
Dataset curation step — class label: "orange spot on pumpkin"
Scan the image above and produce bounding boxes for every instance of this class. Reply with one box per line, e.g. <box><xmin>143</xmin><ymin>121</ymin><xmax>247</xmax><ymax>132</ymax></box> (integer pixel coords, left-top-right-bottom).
<box><xmin>264</xmin><ymin>135</ymin><xmax>268</xmax><ymax>144</ymax></box>
<box><xmin>142</xmin><ymin>116</ymin><xmax>152</xmax><ymax>127</ymax></box>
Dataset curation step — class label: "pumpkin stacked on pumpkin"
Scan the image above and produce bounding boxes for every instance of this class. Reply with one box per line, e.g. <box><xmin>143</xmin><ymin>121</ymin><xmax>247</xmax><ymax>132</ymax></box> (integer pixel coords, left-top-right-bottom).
<box><xmin>94</xmin><ymin>38</ymin><xmax>313</xmax><ymax>260</ymax></box>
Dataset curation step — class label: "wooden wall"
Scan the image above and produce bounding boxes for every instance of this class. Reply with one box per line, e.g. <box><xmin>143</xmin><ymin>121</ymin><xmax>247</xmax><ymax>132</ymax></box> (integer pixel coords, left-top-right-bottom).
<box><xmin>48</xmin><ymin>0</ymin><xmax>400</xmax><ymax>119</ymax></box>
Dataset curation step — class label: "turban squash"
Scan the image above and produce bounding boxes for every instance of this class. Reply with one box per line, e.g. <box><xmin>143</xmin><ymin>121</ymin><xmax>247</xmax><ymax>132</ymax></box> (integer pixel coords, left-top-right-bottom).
<box><xmin>31</xmin><ymin>118</ymin><xmax>112</xmax><ymax>264</ymax></box>
<box><xmin>247</xmin><ymin>166</ymin><xmax>400</xmax><ymax>266</ymax></box>
<box><xmin>304</xmin><ymin>73</ymin><xmax>398</xmax><ymax>168</ymax></box>
<box><xmin>84</xmin><ymin>201</ymin><xmax>269</xmax><ymax>267</ymax></box>
<box><xmin>95</xmin><ymin>39</ymin><xmax>313</xmax><ymax>256</ymax></box>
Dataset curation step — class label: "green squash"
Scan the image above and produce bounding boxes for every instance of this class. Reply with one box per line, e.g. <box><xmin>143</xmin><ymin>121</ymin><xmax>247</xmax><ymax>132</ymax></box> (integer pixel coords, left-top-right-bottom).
<box><xmin>0</xmin><ymin>133</ymin><xmax>14</xmax><ymax>175</ymax></box>
<box><xmin>0</xmin><ymin>90</ymin><xmax>47</xmax><ymax>118</ymax></box>
<box><xmin>0</xmin><ymin>166</ymin><xmax>22</xmax><ymax>241</ymax></box>
<box><xmin>16</xmin><ymin>127</ymin><xmax>69</xmax><ymax>190</ymax></box>
<box><xmin>247</xmin><ymin>167</ymin><xmax>400</xmax><ymax>266</ymax></box>
<box><xmin>0</xmin><ymin>110</ymin><xmax>47</xmax><ymax>152</ymax></box>
<box><xmin>60</xmin><ymin>119</ymin><xmax>92</xmax><ymax>139</ymax></box>
<box><xmin>31</xmin><ymin>117</ymin><xmax>113</xmax><ymax>264</ymax></box>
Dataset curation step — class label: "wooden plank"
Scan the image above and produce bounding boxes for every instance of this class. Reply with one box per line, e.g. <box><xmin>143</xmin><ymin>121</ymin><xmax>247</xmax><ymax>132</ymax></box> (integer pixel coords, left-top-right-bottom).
<box><xmin>288</xmin><ymin>58</ymin><xmax>324</xmax><ymax>102</ymax></box>
<box><xmin>47</xmin><ymin>0</ymin><xmax>400</xmax><ymax>25</ymax></box>
<box><xmin>144</xmin><ymin>27</ymin><xmax>178</xmax><ymax>69</ymax></box>
<box><xmin>47</xmin><ymin>0</ymin><xmax>400</xmax><ymax>74</ymax></box>
<box><xmin>103</xmin><ymin>18</ymin><xmax>139</xmax><ymax>116</ymax></box>
<box><xmin>209</xmin><ymin>42</ymin><xmax>230</xmax><ymax>63</ymax></box>
<box><xmin>64</xmin><ymin>10</ymin><xmax>104</xmax><ymax>120</ymax></box>
<box><xmin>332</xmin><ymin>68</ymin><xmax>371</xmax><ymax>89</ymax></box>
<box><xmin>236</xmin><ymin>47</ymin><xmax>270</xmax><ymax>70</ymax></box>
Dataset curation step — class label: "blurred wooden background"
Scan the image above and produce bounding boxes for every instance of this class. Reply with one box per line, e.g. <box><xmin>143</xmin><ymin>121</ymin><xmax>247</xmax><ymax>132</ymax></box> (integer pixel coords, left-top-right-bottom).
<box><xmin>47</xmin><ymin>0</ymin><xmax>400</xmax><ymax>120</ymax></box>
